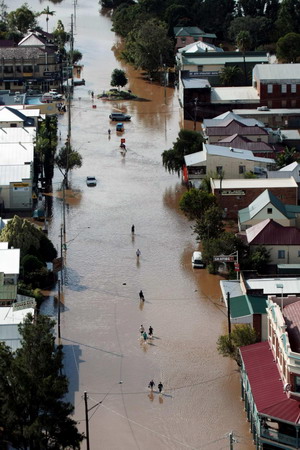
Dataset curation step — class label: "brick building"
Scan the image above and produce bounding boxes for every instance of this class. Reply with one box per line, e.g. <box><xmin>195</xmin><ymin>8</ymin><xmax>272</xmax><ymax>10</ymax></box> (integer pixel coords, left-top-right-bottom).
<box><xmin>253</xmin><ymin>64</ymin><xmax>300</xmax><ymax>109</ymax></box>
<box><xmin>211</xmin><ymin>177</ymin><xmax>298</xmax><ymax>219</ymax></box>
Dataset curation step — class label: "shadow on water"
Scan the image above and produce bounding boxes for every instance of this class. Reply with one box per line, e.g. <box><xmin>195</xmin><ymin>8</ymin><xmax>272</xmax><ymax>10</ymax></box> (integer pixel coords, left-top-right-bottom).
<box><xmin>61</xmin><ymin>343</ymin><xmax>82</xmax><ymax>406</ymax></box>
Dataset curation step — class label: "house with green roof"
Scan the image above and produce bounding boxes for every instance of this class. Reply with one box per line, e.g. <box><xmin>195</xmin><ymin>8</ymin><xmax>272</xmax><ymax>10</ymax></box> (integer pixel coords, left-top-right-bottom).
<box><xmin>228</xmin><ymin>294</ymin><xmax>268</xmax><ymax>341</ymax></box>
<box><xmin>238</xmin><ymin>189</ymin><xmax>300</xmax><ymax>231</ymax></box>
<box><xmin>173</xmin><ymin>26</ymin><xmax>216</xmax><ymax>52</ymax></box>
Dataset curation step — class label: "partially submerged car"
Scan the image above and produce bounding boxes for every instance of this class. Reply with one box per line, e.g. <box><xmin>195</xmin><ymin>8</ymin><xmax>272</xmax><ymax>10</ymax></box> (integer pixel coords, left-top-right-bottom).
<box><xmin>86</xmin><ymin>176</ymin><xmax>97</xmax><ymax>186</ymax></box>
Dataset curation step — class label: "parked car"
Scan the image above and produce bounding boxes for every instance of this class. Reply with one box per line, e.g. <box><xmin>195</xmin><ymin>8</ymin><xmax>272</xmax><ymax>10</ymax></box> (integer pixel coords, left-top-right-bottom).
<box><xmin>192</xmin><ymin>251</ymin><xmax>205</xmax><ymax>268</ymax></box>
<box><xmin>86</xmin><ymin>176</ymin><xmax>97</xmax><ymax>186</ymax></box>
<box><xmin>49</xmin><ymin>90</ymin><xmax>63</xmax><ymax>100</ymax></box>
<box><xmin>109</xmin><ymin>112</ymin><xmax>131</xmax><ymax>121</ymax></box>
<box><xmin>116</xmin><ymin>123</ymin><xmax>124</xmax><ymax>132</ymax></box>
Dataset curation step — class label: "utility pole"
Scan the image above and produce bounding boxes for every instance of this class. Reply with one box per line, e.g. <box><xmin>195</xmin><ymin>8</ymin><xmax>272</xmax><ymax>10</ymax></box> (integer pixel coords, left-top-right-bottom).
<box><xmin>227</xmin><ymin>292</ymin><xmax>231</xmax><ymax>335</ymax></box>
<box><xmin>57</xmin><ymin>279</ymin><xmax>61</xmax><ymax>339</ymax></box>
<box><xmin>84</xmin><ymin>391</ymin><xmax>90</xmax><ymax>450</ymax></box>
<box><xmin>60</xmin><ymin>226</ymin><xmax>64</xmax><ymax>288</ymax></box>
<box><xmin>229</xmin><ymin>431</ymin><xmax>234</xmax><ymax>449</ymax></box>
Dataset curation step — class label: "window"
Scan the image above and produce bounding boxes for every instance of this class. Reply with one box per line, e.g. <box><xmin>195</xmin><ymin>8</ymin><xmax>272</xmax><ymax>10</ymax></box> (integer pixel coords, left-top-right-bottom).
<box><xmin>282</xmin><ymin>100</ymin><xmax>287</xmax><ymax>107</ymax></box>
<box><xmin>267</xmin><ymin>84</ymin><xmax>273</xmax><ymax>94</ymax></box>
<box><xmin>239</xmin><ymin>165</ymin><xmax>245</xmax><ymax>174</ymax></box>
<box><xmin>10</xmin><ymin>123</ymin><xmax>17</xmax><ymax>127</ymax></box>
<box><xmin>216</xmin><ymin>166</ymin><xmax>223</xmax><ymax>175</ymax></box>
<box><xmin>298</xmin><ymin>250</ymin><xmax>300</xmax><ymax>257</ymax></box>
<box><xmin>267</xmin><ymin>208</ymin><xmax>272</xmax><ymax>214</ymax></box>
<box><xmin>292</xmin><ymin>100</ymin><xmax>297</xmax><ymax>107</ymax></box>
<box><xmin>197</xmin><ymin>65</ymin><xmax>203</xmax><ymax>72</ymax></box>
<box><xmin>4</xmin><ymin>66</ymin><xmax>13</xmax><ymax>74</ymax></box>
<box><xmin>291</xmin><ymin>84</ymin><xmax>297</xmax><ymax>93</ymax></box>
<box><xmin>278</xmin><ymin>250</ymin><xmax>285</xmax><ymax>259</ymax></box>
<box><xmin>281</xmin><ymin>84</ymin><xmax>287</xmax><ymax>93</ymax></box>
<box><xmin>295</xmin><ymin>376</ymin><xmax>300</xmax><ymax>393</ymax></box>
<box><xmin>257</xmin><ymin>138</ymin><xmax>262</xmax><ymax>142</ymax></box>
<box><xmin>23</xmin><ymin>65</ymin><xmax>33</xmax><ymax>72</ymax></box>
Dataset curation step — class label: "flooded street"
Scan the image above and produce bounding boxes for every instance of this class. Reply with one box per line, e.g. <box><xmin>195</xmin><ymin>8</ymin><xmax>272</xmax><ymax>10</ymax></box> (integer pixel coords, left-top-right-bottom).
<box><xmin>12</xmin><ymin>0</ymin><xmax>254</xmax><ymax>448</ymax></box>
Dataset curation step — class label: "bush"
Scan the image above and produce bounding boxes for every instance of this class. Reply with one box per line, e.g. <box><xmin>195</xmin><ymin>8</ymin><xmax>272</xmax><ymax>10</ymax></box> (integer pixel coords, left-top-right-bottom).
<box><xmin>21</xmin><ymin>255</ymin><xmax>44</xmax><ymax>273</ymax></box>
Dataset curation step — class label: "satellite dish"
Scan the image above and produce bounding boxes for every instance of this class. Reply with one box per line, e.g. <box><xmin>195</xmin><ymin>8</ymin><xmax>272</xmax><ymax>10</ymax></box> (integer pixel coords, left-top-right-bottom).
<box><xmin>284</xmin><ymin>383</ymin><xmax>291</xmax><ymax>392</ymax></box>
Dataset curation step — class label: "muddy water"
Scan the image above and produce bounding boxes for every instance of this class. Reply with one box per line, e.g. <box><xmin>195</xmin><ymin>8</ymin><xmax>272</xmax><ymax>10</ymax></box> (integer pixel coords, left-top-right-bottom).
<box><xmin>10</xmin><ymin>1</ymin><xmax>254</xmax><ymax>448</ymax></box>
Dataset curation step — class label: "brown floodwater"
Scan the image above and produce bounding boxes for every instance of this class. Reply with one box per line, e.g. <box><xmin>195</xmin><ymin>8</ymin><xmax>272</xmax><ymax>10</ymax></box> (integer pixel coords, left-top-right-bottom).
<box><xmin>9</xmin><ymin>0</ymin><xmax>254</xmax><ymax>448</ymax></box>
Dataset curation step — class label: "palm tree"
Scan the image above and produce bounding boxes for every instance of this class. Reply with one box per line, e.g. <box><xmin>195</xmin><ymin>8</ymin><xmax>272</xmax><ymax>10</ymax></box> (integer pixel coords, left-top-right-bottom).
<box><xmin>40</xmin><ymin>6</ymin><xmax>55</xmax><ymax>33</ymax></box>
<box><xmin>219</xmin><ymin>66</ymin><xmax>242</xmax><ymax>86</ymax></box>
<box><xmin>236</xmin><ymin>31</ymin><xmax>251</xmax><ymax>85</ymax></box>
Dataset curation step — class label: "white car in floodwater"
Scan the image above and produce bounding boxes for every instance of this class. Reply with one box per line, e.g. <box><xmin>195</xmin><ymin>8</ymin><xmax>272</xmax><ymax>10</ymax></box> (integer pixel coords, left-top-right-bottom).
<box><xmin>86</xmin><ymin>176</ymin><xmax>97</xmax><ymax>187</ymax></box>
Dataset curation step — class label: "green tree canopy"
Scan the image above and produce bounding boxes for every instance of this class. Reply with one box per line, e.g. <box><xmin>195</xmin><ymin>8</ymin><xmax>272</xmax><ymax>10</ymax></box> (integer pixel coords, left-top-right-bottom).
<box><xmin>248</xmin><ymin>245</ymin><xmax>270</xmax><ymax>273</ymax></box>
<box><xmin>276</xmin><ymin>32</ymin><xmax>300</xmax><ymax>63</ymax></box>
<box><xmin>275</xmin><ymin>146</ymin><xmax>298</xmax><ymax>169</ymax></box>
<box><xmin>39</xmin><ymin>6</ymin><xmax>55</xmax><ymax>33</ymax></box>
<box><xmin>217</xmin><ymin>324</ymin><xmax>258</xmax><ymax>365</ymax></box>
<box><xmin>7</xmin><ymin>3</ymin><xmax>37</xmax><ymax>35</ymax></box>
<box><xmin>179</xmin><ymin>188</ymin><xmax>216</xmax><ymax>220</ymax></box>
<box><xmin>0</xmin><ymin>215</ymin><xmax>57</xmax><ymax>261</ymax></box>
<box><xmin>162</xmin><ymin>129</ymin><xmax>204</xmax><ymax>174</ymax></box>
<box><xmin>0</xmin><ymin>313</ymin><xmax>83</xmax><ymax>448</ymax></box>
<box><xmin>202</xmin><ymin>232</ymin><xmax>247</xmax><ymax>270</ymax></box>
<box><xmin>55</xmin><ymin>145</ymin><xmax>83</xmax><ymax>181</ymax></box>
<box><xmin>276</xmin><ymin>0</ymin><xmax>300</xmax><ymax>37</ymax></box>
<box><xmin>52</xmin><ymin>19</ymin><xmax>69</xmax><ymax>50</ymax></box>
<box><xmin>219</xmin><ymin>65</ymin><xmax>243</xmax><ymax>86</ymax></box>
<box><xmin>123</xmin><ymin>18</ymin><xmax>174</xmax><ymax>75</ymax></box>
<box><xmin>193</xmin><ymin>205</ymin><xmax>224</xmax><ymax>241</ymax></box>
<box><xmin>111</xmin><ymin>68</ymin><xmax>128</xmax><ymax>89</ymax></box>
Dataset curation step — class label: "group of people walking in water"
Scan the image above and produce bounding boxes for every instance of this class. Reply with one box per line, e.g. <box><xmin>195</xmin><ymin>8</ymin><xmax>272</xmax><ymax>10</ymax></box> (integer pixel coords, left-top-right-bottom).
<box><xmin>132</xmin><ymin>225</ymin><xmax>164</xmax><ymax>395</ymax></box>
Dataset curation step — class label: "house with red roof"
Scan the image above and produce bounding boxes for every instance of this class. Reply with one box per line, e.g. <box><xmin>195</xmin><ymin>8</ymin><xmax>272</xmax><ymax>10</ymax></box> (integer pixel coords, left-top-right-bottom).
<box><xmin>241</xmin><ymin>218</ymin><xmax>300</xmax><ymax>265</ymax></box>
<box><xmin>240</xmin><ymin>298</ymin><xmax>300</xmax><ymax>448</ymax></box>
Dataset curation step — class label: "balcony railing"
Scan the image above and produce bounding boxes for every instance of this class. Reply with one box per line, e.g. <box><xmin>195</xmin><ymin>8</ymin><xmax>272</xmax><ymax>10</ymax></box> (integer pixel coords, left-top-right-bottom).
<box><xmin>261</xmin><ymin>427</ymin><xmax>299</xmax><ymax>447</ymax></box>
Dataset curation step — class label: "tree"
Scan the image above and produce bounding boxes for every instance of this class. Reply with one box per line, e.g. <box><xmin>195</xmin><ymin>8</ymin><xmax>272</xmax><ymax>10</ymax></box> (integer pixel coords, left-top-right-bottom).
<box><xmin>0</xmin><ymin>215</ymin><xmax>57</xmax><ymax>261</ymax></box>
<box><xmin>39</xmin><ymin>6</ymin><xmax>55</xmax><ymax>33</ymax></box>
<box><xmin>0</xmin><ymin>314</ymin><xmax>84</xmax><ymax>448</ymax></box>
<box><xmin>219</xmin><ymin>65</ymin><xmax>243</xmax><ymax>86</ymax></box>
<box><xmin>236</xmin><ymin>30</ymin><xmax>252</xmax><ymax>84</ymax></box>
<box><xmin>275</xmin><ymin>146</ymin><xmax>298</xmax><ymax>169</ymax></box>
<box><xmin>236</xmin><ymin>0</ymin><xmax>267</xmax><ymax>16</ymax></box>
<box><xmin>276</xmin><ymin>32</ymin><xmax>300</xmax><ymax>63</ymax></box>
<box><xmin>193</xmin><ymin>205</ymin><xmax>224</xmax><ymax>241</ymax></box>
<box><xmin>35</xmin><ymin>115</ymin><xmax>58</xmax><ymax>183</ymax></box>
<box><xmin>217</xmin><ymin>324</ymin><xmax>258</xmax><ymax>365</ymax></box>
<box><xmin>179</xmin><ymin>188</ymin><xmax>216</xmax><ymax>220</ymax></box>
<box><xmin>55</xmin><ymin>145</ymin><xmax>83</xmax><ymax>184</ymax></box>
<box><xmin>70</xmin><ymin>49</ymin><xmax>82</xmax><ymax>64</ymax></box>
<box><xmin>52</xmin><ymin>20</ymin><xmax>69</xmax><ymax>50</ymax></box>
<box><xmin>7</xmin><ymin>3</ymin><xmax>37</xmax><ymax>35</ymax></box>
<box><xmin>111</xmin><ymin>68</ymin><xmax>128</xmax><ymax>90</ymax></box>
<box><xmin>192</xmin><ymin>0</ymin><xmax>235</xmax><ymax>40</ymax></box>
<box><xmin>248</xmin><ymin>245</ymin><xmax>270</xmax><ymax>273</ymax></box>
<box><xmin>202</xmin><ymin>232</ymin><xmax>247</xmax><ymax>270</ymax></box>
<box><xmin>228</xmin><ymin>16</ymin><xmax>272</xmax><ymax>50</ymax></box>
<box><xmin>276</xmin><ymin>0</ymin><xmax>300</xmax><ymax>37</ymax></box>
<box><xmin>123</xmin><ymin>18</ymin><xmax>174</xmax><ymax>76</ymax></box>
<box><xmin>162</xmin><ymin>129</ymin><xmax>204</xmax><ymax>174</ymax></box>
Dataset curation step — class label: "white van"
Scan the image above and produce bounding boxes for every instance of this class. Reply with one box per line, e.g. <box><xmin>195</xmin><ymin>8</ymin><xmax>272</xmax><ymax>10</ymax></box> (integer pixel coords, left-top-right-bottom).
<box><xmin>192</xmin><ymin>251</ymin><xmax>205</xmax><ymax>268</ymax></box>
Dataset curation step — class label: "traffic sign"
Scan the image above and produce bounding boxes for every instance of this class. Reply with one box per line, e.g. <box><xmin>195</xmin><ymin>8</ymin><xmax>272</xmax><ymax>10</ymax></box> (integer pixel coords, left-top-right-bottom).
<box><xmin>234</xmin><ymin>263</ymin><xmax>240</xmax><ymax>271</ymax></box>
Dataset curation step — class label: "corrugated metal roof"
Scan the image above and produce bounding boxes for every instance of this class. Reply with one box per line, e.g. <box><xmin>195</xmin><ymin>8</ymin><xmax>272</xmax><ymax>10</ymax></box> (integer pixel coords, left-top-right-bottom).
<box><xmin>254</xmin><ymin>63</ymin><xmax>300</xmax><ymax>82</ymax></box>
<box><xmin>179</xmin><ymin>41</ymin><xmax>223</xmax><ymax>54</ymax></box>
<box><xmin>0</xmin><ymin>127</ymin><xmax>36</xmax><ymax>144</ymax></box>
<box><xmin>246</xmin><ymin>218</ymin><xmax>300</xmax><ymax>245</ymax></box>
<box><xmin>0</xmin><ymin>306</ymin><xmax>34</xmax><ymax>325</ymax></box>
<box><xmin>230</xmin><ymin>294</ymin><xmax>267</xmax><ymax>318</ymax></box>
<box><xmin>203</xmin><ymin>112</ymin><xmax>265</xmax><ymax>128</ymax></box>
<box><xmin>217</xmin><ymin>135</ymin><xmax>274</xmax><ymax>152</ymax></box>
<box><xmin>284</xmin><ymin>302</ymin><xmax>300</xmax><ymax>353</ymax></box>
<box><xmin>220</xmin><ymin>280</ymin><xmax>243</xmax><ymax>300</ymax></box>
<box><xmin>238</xmin><ymin>190</ymin><xmax>293</xmax><ymax>223</ymax></box>
<box><xmin>246</xmin><ymin>278</ymin><xmax>300</xmax><ymax>295</ymax></box>
<box><xmin>182</xmin><ymin>78</ymin><xmax>211</xmax><ymax>89</ymax></box>
<box><xmin>240</xmin><ymin>341</ymin><xmax>300</xmax><ymax>423</ymax></box>
<box><xmin>211</xmin><ymin>177</ymin><xmax>297</xmax><ymax>190</ymax></box>
<box><xmin>0</xmin><ymin>248</ymin><xmax>20</xmax><ymax>274</ymax></box>
<box><xmin>181</xmin><ymin>55</ymin><xmax>268</xmax><ymax>66</ymax></box>
<box><xmin>0</xmin><ymin>164</ymin><xmax>31</xmax><ymax>184</ymax></box>
<box><xmin>0</xmin><ymin>143</ymin><xmax>34</xmax><ymax>165</ymax></box>
<box><xmin>205</xmin><ymin>119</ymin><xmax>268</xmax><ymax>136</ymax></box>
<box><xmin>211</xmin><ymin>86</ymin><xmax>260</xmax><ymax>102</ymax></box>
<box><xmin>204</xmin><ymin>144</ymin><xmax>273</xmax><ymax>163</ymax></box>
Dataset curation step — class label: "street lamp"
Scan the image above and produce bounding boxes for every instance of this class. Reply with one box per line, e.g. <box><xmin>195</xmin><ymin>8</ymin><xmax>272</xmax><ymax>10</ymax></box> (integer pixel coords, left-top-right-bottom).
<box><xmin>193</xmin><ymin>98</ymin><xmax>198</xmax><ymax>131</ymax></box>
<box><xmin>276</xmin><ymin>283</ymin><xmax>284</xmax><ymax>312</ymax></box>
